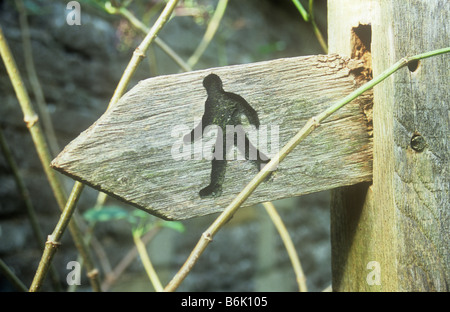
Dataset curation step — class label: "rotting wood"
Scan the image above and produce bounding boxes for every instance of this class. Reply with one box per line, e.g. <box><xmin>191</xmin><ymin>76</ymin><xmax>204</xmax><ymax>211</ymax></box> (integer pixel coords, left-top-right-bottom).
<box><xmin>51</xmin><ymin>54</ymin><xmax>373</xmax><ymax>220</ymax></box>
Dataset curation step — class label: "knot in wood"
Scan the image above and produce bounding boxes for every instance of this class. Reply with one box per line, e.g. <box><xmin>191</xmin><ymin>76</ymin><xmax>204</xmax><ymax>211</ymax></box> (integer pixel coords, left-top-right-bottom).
<box><xmin>411</xmin><ymin>133</ymin><xmax>426</xmax><ymax>152</ymax></box>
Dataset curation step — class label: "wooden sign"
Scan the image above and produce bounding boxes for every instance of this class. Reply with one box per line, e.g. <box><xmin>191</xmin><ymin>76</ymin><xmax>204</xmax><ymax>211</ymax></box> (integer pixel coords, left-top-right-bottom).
<box><xmin>51</xmin><ymin>54</ymin><xmax>373</xmax><ymax>220</ymax></box>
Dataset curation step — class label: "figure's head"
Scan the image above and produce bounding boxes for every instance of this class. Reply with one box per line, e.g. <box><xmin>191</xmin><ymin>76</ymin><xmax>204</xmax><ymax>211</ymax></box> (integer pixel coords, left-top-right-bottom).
<box><xmin>203</xmin><ymin>73</ymin><xmax>223</xmax><ymax>92</ymax></box>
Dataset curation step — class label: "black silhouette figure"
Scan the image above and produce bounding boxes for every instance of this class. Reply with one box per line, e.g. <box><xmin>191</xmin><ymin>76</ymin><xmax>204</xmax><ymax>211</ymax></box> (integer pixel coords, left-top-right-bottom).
<box><xmin>184</xmin><ymin>73</ymin><xmax>270</xmax><ymax>198</ymax></box>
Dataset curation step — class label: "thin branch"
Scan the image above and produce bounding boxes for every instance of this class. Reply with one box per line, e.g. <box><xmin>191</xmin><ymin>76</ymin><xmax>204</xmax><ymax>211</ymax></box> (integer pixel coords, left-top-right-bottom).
<box><xmin>15</xmin><ymin>0</ymin><xmax>60</xmax><ymax>156</ymax></box>
<box><xmin>164</xmin><ymin>47</ymin><xmax>450</xmax><ymax>291</ymax></box>
<box><xmin>117</xmin><ymin>3</ymin><xmax>307</xmax><ymax>293</ymax></box>
<box><xmin>0</xmin><ymin>128</ymin><xmax>44</xmax><ymax>252</ymax></box>
<box><xmin>101</xmin><ymin>228</ymin><xmax>160</xmax><ymax>291</ymax></box>
<box><xmin>262</xmin><ymin>201</ymin><xmax>307</xmax><ymax>292</ymax></box>
<box><xmin>315</xmin><ymin>47</ymin><xmax>450</xmax><ymax>123</ymax></box>
<box><xmin>108</xmin><ymin>0</ymin><xmax>180</xmax><ymax>109</ymax></box>
<box><xmin>187</xmin><ymin>0</ymin><xmax>228</xmax><ymax>68</ymax></box>
<box><xmin>112</xmin><ymin>6</ymin><xmax>192</xmax><ymax>72</ymax></box>
<box><xmin>0</xmin><ymin>128</ymin><xmax>62</xmax><ymax>291</ymax></box>
<box><xmin>292</xmin><ymin>0</ymin><xmax>327</xmax><ymax>53</ymax></box>
<box><xmin>35</xmin><ymin>0</ymin><xmax>180</xmax><ymax>291</ymax></box>
<box><xmin>291</xmin><ymin>0</ymin><xmax>310</xmax><ymax>21</ymax></box>
<box><xmin>0</xmin><ymin>26</ymin><xmax>66</xmax><ymax>209</ymax></box>
<box><xmin>0</xmin><ymin>258</ymin><xmax>27</xmax><ymax>292</ymax></box>
<box><xmin>0</xmin><ymin>26</ymin><xmax>101</xmax><ymax>292</ymax></box>
<box><xmin>88</xmin><ymin>4</ymin><xmax>189</xmax><ymax>250</ymax></box>
<box><xmin>308</xmin><ymin>0</ymin><xmax>327</xmax><ymax>54</ymax></box>
<box><xmin>132</xmin><ymin>231</ymin><xmax>163</xmax><ymax>292</ymax></box>
<box><xmin>29</xmin><ymin>181</ymin><xmax>86</xmax><ymax>292</ymax></box>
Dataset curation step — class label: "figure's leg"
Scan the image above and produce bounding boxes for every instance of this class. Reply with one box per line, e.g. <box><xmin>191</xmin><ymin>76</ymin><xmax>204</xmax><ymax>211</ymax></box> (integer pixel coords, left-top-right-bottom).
<box><xmin>234</xmin><ymin>126</ymin><xmax>270</xmax><ymax>171</ymax></box>
<box><xmin>245</xmin><ymin>136</ymin><xmax>274</xmax><ymax>182</ymax></box>
<box><xmin>199</xmin><ymin>158</ymin><xmax>227</xmax><ymax>198</ymax></box>
<box><xmin>200</xmin><ymin>134</ymin><xmax>227</xmax><ymax>198</ymax></box>
<box><xmin>245</xmin><ymin>135</ymin><xmax>270</xmax><ymax>170</ymax></box>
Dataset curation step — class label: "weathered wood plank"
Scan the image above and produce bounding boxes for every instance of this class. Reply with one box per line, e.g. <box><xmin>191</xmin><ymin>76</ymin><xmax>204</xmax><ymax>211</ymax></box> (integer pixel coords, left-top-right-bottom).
<box><xmin>51</xmin><ymin>54</ymin><xmax>373</xmax><ymax>220</ymax></box>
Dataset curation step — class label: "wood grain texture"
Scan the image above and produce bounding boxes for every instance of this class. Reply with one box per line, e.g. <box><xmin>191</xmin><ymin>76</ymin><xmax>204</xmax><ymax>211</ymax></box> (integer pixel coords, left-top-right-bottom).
<box><xmin>372</xmin><ymin>0</ymin><xmax>449</xmax><ymax>291</ymax></box>
<box><xmin>328</xmin><ymin>0</ymin><xmax>381</xmax><ymax>292</ymax></box>
<box><xmin>330</xmin><ymin>0</ymin><xmax>449</xmax><ymax>291</ymax></box>
<box><xmin>51</xmin><ymin>54</ymin><xmax>373</xmax><ymax>220</ymax></box>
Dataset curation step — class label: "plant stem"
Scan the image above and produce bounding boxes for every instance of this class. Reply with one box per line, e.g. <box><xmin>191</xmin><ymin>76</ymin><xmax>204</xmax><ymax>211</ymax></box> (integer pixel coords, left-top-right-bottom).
<box><xmin>83</xmin><ymin>0</ymin><xmax>181</xmax><ymax>289</ymax></box>
<box><xmin>164</xmin><ymin>47</ymin><xmax>450</xmax><ymax>291</ymax></box>
<box><xmin>164</xmin><ymin>118</ymin><xmax>315</xmax><ymax>291</ymax></box>
<box><xmin>40</xmin><ymin>0</ymin><xmax>179</xmax><ymax>291</ymax></box>
<box><xmin>15</xmin><ymin>0</ymin><xmax>60</xmax><ymax>156</ymax></box>
<box><xmin>0</xmin><ymin>128</ymin><xmax>44</xmax><ymax>252</ymax></box>
<box><xmin>316</xmin><ymin>47</ymin><xmax>450</xmax><ymax>122</ymax></box>
<box><xmin>0</xmin><ymin>128</ymin><xmax>62</xmax><ymax>291</ymax></box>
<box><xmin>0</xmin><ymin>26</ymin><xmax>67</xmax><ymax>209</ymax></box>
<box><xmin>292</xmin><ymin>0</ymin><xmax>327</xmax><ymax>53</ymax></box>
<box><xmin>262</xmin><ymin>201</ymin><xmax>307</xmax><ymax>292</ymax></box>
<box><xmin>29</xmin><ymin>181</ymin><xmax>86</xmax><ymax>292</ymax></box>
<box><xmin>308</xmin><ymin>0</ymin><xmax>328</xmax><ymax>54</ymax></box>
<box><xmin>102</xmin><ymin>228</ymin><xmax>160</xmax><ymax>291</ymax></box>
<box><xmin>292</xmin><ymin>0</ymin><xmax>310</xmax><ymax>21</ymax></box>
<box><xmin>0</xmin><ymin>258</ymin><xmax>28</xmax><ymax>292</ymax></box>
<box><xmin>132</xmin><ymin>231</ymin><xmax>163</xmax><ymax>292</ymax></box>
<box><xmin>114</xmin><ymin>6</ymin><xmax>192</xmax><ymax>72</ymax></box>
<box><xmin>187</xmin><ymin>0</ymin><xmax>228</xmax><ymax>68</ymax></box>
<box><xmin>0</xmin><ymin>26</ymin><xmax>101</xmax><ymax>292</ymax></box>
<box><xmin>108</xmin><ymin>0</ymin><xmax>180</xmax><ymax>109</ymax></box>
<box><xmin>122</xmin><ymin>1</ymin><xmax>301</xmax><ymax>292</ymax></box>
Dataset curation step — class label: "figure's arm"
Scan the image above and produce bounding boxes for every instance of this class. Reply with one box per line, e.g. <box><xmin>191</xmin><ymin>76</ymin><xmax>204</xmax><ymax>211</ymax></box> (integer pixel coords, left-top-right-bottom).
<box><xmin>239</xmin><ymin>97</ymin><xmax>260</xmax><ymax>128</ymax></box>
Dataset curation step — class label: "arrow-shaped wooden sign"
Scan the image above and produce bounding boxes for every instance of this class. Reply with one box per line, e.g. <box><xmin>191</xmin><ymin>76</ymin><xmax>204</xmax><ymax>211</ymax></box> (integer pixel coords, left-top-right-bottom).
<box><xmin>51</xmin><ymin>54</ymin><xmax>373</xmax><ymax>220</ymax></box>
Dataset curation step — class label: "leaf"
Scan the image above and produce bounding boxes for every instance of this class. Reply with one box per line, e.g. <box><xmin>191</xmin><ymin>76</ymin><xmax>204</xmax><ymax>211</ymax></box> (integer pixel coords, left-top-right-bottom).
<box><xmin>258</xmin><ymin>41</ymin><xmax>286</xmax><ymax>56</ymax></box>
<box><xmin>83</xmin><ymin>205</ymin><xmax>130</xmax><ymax>222</ymax></box>
<box><xmin>131</xmin><ymin>209</ymin><xmax>150</xmax><ymax>219</ymax></box>
<box><xmin>159</xmin><ymin>221</ymin><xmax>185</xmax><ymax>233</ymax></box>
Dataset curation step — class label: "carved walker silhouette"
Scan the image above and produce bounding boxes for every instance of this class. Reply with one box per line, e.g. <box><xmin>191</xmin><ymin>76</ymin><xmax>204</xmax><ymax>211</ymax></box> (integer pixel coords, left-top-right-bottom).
<box><xmin>184</xmin><ymin>74</ymin><xmax>270</xmax><ymax>198</ymax></box>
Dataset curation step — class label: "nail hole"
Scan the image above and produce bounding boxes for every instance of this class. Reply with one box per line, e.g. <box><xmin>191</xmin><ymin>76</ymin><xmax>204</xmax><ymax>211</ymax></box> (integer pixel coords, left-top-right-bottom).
<box><xmin>407</xmin><ymin>59</ymin><xmax>420</xmax><ymax>72</ymax></box>
<box><xmin>411</xmin><ymin>132</ymin><xmax>426</xmax><ymax>152</ymax></box>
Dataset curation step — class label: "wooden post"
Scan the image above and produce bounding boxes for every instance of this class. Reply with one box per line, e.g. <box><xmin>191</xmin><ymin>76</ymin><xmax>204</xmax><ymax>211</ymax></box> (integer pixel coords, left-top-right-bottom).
<box><xmin>329</xmin><ymin>0</ymin><xmax>449</xmax><ymax>291</ymax></box>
